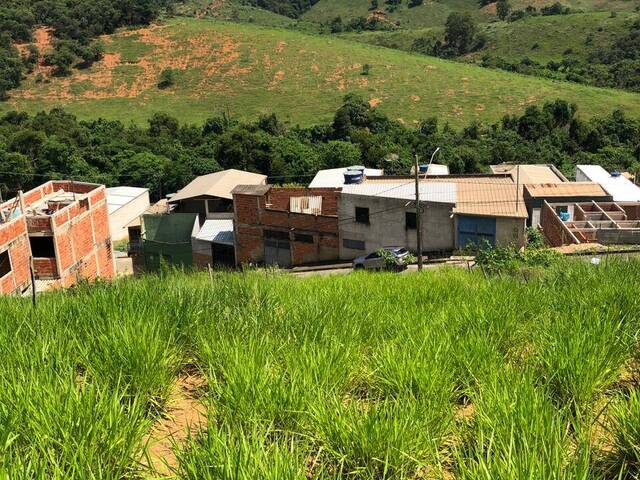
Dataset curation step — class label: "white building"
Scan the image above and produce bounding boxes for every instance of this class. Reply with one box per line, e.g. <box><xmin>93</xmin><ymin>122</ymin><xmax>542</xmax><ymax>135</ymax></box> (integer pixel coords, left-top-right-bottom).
<box><xmin>576</xmin><ymin>165</ymin><xmax>640</xmax><ymax>202</ymax></box>
<box><xmin>106</xmin><ymin>187</ymin><xmax>150</xmax><ymax>241</ymax></box>
<box><xmin>309</xmin><ymin>167</ymin><xmax>384</xmax><ymax>188</ymax></box>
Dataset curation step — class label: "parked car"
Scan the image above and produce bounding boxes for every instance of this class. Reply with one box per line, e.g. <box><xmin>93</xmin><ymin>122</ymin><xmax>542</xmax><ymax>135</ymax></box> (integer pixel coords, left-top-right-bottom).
<box><xmin>353</xmin><ymin>247</ymin><xmax>411</xmax><ymax>271</ymax></box>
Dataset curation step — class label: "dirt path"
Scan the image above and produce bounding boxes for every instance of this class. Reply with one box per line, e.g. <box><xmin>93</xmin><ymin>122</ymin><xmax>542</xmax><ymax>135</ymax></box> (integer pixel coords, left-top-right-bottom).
<box><xmin>144</xmin><ymin>373</ymin><xmax>208</xmax><ymax>478</ymax></box>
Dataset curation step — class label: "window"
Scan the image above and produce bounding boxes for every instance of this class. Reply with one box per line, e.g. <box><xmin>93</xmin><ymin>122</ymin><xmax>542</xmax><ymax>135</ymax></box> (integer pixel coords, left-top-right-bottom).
<box><xmin>0</xmin><ymin>251</ymin><xmax>11</xmax><ymax>278</ymax></box>
<box><xmin>294</xmin><ymin>233</ymin><xmax>314</xmax><ymax>244</ymax></box>
<box><xmin>355</xmin><ymin>207</ymin><xmax>369</xmax><ymax>224</ymax></box>
<box><xmin>405</xmin><ymin>212</ymin><xmax>417</xmax><ymax>230</ymax></box>
<box><xmin>265</xmin><ymin>230</ymin><xmax>290</xmax><ymax>241</ymax></box>
<box><xmin>29</xmin><ymin>236</ymin><xmax>55</xmax><ymax>258</ymax></box>
<box><xmin>365</xmin><ymin>252</ymin><xmax>381</xmax><ymax>259</ymax></box>
<box><xmin>343</xmin><ymin>239</ymin><xmax>365</xmax><ymax>250</ymax></box>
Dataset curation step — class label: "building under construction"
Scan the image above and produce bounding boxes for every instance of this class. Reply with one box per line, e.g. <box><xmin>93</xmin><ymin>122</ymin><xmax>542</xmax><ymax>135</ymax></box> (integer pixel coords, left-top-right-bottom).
<box><xmin>0</xmin><ymin>181</ymin><xmax>115</xmax><ymax>295</ymax></box>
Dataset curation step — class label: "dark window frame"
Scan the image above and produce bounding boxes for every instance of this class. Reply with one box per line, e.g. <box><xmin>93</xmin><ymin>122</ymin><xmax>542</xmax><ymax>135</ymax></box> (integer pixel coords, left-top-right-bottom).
<box><xmin>264</xmin><ymin>229</ymin><xmax>290</xmax><ymax>241</ymax></box>
<box><xmin>0</xmin><ymin>250</ymin><xmax>11</xmax><ymax>278</ymax></box>
<box><xmin>29</xmin><ymin>236</ymin><xmax>56</xmax><ymax>258</ymax></box>
<box><xmin>343</xmin><ymin>239</ymin><xmax>366</xmax><ymax>250</ymax></box>
<box><xmin>405</xmin><ymin>211</ymin><xmax>417</xmax><ymax>230</ymax></box>
<box><xmin>355</xmin><ymin>207</ymin><xmax>370</xmax><ymax>224</ymax></box>
<box><xmin>294</xmin><ymin>233</ymin><xmax>314</xmax><ymax>244</ymax></box>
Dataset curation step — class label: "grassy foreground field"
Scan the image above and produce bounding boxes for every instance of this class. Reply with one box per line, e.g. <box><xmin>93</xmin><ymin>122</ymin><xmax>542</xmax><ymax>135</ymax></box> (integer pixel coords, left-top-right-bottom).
<box><xmin>2</xmin><ymin>260</ymin><xmax>640</xmax><ymax>477</ymax></box>
<box><xmin>5</xmin><ymin>17</ymin><xmax>640</xmax><ymax>128</ymax></box>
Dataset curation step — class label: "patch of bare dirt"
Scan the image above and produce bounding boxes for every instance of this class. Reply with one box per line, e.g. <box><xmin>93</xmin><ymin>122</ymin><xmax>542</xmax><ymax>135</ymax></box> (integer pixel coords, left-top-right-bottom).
<box><xmin>369</xmin><ymin>97</ymin><xmax>382</xmax><ymax>108</ymax></box>
<box><xmin>275</xmin><ymin>41</ymin><xmax>287</xmax><ymax>54</ymax></box>
<box><xmin>268</xmin><ymin>70</ymin><xmax>286</xmax><ymax>89</ymax></box>
<box><xmin>411</xmin><ymin>95</ymin><xmax>421</xmax><ymax>102</ymax></box>
<box><xmin>144</xmin><ymin>373</ymin><xmax>208</xmax><ymax>477</ymax></box>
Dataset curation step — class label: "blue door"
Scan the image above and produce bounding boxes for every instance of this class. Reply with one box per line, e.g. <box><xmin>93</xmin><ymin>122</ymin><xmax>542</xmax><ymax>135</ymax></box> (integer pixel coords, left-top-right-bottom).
<box><xmin>457</xmin><ymin>215</ymin><xmax>496</xmax><ymax>248</ymax></box>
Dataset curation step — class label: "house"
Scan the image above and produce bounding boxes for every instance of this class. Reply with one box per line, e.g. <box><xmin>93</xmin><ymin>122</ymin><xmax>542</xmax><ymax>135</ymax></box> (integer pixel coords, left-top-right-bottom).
<box><xmin>309</xmin><ymin>166</ymin><xmax>384</xmax><ymax>188</ymax></box>
<box><xmin>191</xmin><ymin>219</ymin><xmax>235</xmax><ymax>268</ymax></box>
<box><xmin>339</xmin><ymin>175</ymin><xmax>527</xmax><ymax>259</ymax></box>
<box><xmin>106</xmin><ymin>186</ymin><xmax>150</xmax><ymax>241</ymax></box>
<box><xmin>523</xmin><ymin>182</ymin><xmax>612</xmax><ymax>227</ymax></box>
<box><xmin>0</xmin><ymin>181</ymin><xmax>114</xmax><ymax>295</ymax></box>
<box><xmin>576</xmin><ymin>165</ymin><xmax>640</xmax><ymax>202</ymax></box>
<box><xmin>490</xmin><ymin>164</ymin><xmax>568</xmax><ymax>184</ymax></box>
<box><xmin>169</xmin><ymin>169</ymin><xmax>267</xmax><ymax>221</ymax></box>
<box><xmin>232</xmin><ymin>185</ymin><xmax>340</xmax><ymax>267</ymax></box>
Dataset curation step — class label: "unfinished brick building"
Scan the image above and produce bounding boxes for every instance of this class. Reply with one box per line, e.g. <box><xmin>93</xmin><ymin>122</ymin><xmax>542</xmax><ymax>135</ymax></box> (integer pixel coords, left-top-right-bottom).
<box><xmin>232</xmin><ymin>185</ymin><xmax>340</xmax><ymax>267</ymax></box>
<box><xmin>0</xmin><ymin>181</ymin><xmax>115</xmax><ymax>295</ymax></box>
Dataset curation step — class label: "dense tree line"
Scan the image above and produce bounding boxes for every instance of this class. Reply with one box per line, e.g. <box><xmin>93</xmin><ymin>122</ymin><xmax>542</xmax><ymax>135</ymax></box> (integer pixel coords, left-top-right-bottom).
<box><xmin>1</xmin><ymin>96</ymin><xmax>640</xmax><ymax>200</ymax></box>
<box><xmin>245</xmin><ymin>0</ymin><xmax>320</xmax><ymax>18</ymax></box>
<box><xmin>0</xmin><ymin>0</ymin><xmax>175</xmax><ymax>98</ymax></box>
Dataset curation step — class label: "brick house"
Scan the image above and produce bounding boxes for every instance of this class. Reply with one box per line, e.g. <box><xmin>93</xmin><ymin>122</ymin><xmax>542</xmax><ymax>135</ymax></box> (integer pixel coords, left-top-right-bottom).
<box><xmin>232</xmin><ymin>185</ymin><xmax>340</xmax><ymax>267</ymax></box>
<box><xmin>0</xmin><ymin>181</ymin><xmax>115</xmax><ymax>295</ymax></box>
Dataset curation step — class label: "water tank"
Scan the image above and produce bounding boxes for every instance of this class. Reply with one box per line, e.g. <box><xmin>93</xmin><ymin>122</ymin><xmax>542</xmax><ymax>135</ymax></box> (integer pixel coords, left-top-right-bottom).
<box><xmin>559</xmin><ymin>211</ymin><xmax>570</xmax><ymax>222</ymax></box>
<box><xmin>419</xmin><ymin>164</ymin><xmax>429</xmax><ymax>174</ymax></box>
<box><xmin>344</xmin><ymin>171</ymin><xmax>364</xmax><ymax>184</ymax></box>
<box><xmin>611</xmin><ymin>171</ymin><xmax>622</xmax><ymax>178</ymax></box>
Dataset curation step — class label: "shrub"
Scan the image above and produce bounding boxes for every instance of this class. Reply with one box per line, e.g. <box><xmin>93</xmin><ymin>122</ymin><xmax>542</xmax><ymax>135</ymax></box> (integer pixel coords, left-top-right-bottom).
<box><xmin>157</xmin><ymin>68</ymin><xmax>177</xmax><ymax>89</ymax></box>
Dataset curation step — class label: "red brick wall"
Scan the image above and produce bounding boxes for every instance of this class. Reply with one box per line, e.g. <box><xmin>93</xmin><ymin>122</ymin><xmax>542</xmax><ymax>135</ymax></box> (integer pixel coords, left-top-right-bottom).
<box><xmin>33</xmin><ymin>258</ymin><xmax>58</xmax><ymax>279</ymax></box>
<box><xmin>0</xmin><ymin>218</ymin><xmax>31</xmax><ymax>295</ymax></box>
<box><xmin>267</xmin><ymin>188</ymin><xmax>340</xmax><ymax>215</ymax></box>
<box><xmin>541</xmin><ymin>202</ymin><xmax>578</xmax><ymax>247</ymax></box>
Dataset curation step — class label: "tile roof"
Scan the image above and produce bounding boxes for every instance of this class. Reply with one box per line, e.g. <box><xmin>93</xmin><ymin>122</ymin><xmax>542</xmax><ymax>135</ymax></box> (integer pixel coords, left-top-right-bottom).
<box><xmin>170</xmin><ymin>169</ymin><xmax>267</xmax><ymax>203</ymax></box>
<box><xmin>231</xmin><ymin>184</ymin><xmax>272</xmax><ymax>196</ymax></box>
<box><xmin>490</xmin><ymin>164</ymin><xmax>567</xmax><ymax>184</ymax></box>
<box><xmin>455</xmin><ymin>183</ymin><xmax>528</xmax><ymax>218</ymax></box>
<box><xmin>524</xmin><ymin>182</ymin><xmax>609</xmax><ymax>198</ymax></box>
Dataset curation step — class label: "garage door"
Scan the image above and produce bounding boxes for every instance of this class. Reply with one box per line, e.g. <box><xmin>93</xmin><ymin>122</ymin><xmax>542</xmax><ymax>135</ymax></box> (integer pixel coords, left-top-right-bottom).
<box><xmin>264</xmin><ymin>239</ymin><xmax>291</xmax><ymax>267</ymax></box>
<box><xmin>457</xmin><ymin>215</ymin><xmax>496</xmax><ymax>248</ymax></box>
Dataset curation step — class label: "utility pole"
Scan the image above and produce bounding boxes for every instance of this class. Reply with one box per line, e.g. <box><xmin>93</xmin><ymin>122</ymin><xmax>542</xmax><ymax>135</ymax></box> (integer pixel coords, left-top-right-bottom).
<box><xmin>414</xmin><ymin>154</ymin><xmax>423</xmax><ymax>271</ymax></box>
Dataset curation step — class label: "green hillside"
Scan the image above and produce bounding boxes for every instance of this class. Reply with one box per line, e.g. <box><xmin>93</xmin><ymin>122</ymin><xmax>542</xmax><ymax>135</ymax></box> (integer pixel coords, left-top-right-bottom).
<box><xmin>4</xmin><ymin>17</ymin><xmax>640</xmax><ymax>128</ymax></box>
<box><xmin>303</xmin><ymin>0</ymin><xmax>640</xmax><ymax>28</ymax></box>
<box><xmin>341</xmin><ymin>10</ymin><xmax>638</xmax><ymax>64</ymax></box>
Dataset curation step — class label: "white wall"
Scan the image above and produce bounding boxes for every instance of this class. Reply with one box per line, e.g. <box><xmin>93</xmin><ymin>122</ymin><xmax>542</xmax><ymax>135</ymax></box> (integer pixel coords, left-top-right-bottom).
<box><xmin>109</xmin><ymin>192</ymin><xmax>151</xmax><ymax>241</ymax></box>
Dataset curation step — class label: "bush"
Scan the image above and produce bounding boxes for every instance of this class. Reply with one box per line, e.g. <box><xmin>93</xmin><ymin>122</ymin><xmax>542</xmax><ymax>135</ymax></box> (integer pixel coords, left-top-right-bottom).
<box><xmin>157</xmin><ymin>68</ymin><xmax>177</xmax><ymax>89</ymax></box>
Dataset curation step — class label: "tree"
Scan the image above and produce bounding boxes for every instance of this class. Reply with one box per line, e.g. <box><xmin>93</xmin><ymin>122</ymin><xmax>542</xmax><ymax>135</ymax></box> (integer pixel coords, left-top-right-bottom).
<box><xmin>158</xmin><ymin>68</ymin><xmax>176</xmax><ymax>89</ymax></box>
<box><xmin>445</xmin><ymin>12</ymin><xmax>477</xmax><ymax>55</ymax></box>
<box><xmin>497</xmin><ymin>0</ymin><xmax>510</xmax><ymax>20</ymax></box>
<box><xmin>318</xmin><ymin>141</ymin><xmax>362</xmax><ymax>169</ymax></box>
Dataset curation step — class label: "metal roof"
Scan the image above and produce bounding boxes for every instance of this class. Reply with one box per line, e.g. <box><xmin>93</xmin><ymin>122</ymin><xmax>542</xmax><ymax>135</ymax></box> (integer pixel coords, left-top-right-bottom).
<box><xmin>490</xmin><ymin>164</ymin><xmax>567</xmax><ymax>184</ymax></box>
<box><xmin>341</xmin><ymin>182</ymin><xmax>457</xmax><ymax>203</ymax></box>
<box><xmin>309</xmin><ymin>167</ymin><xmax>384</xmax><ymax>188</ymax></box>
<box><xmin>195</xmin><ymin>219</ymin><xmax>234</xmax><ymax>245</ymax></box>
<box><xmin>106</xmin><ymin>186</ymin><xmax>148</xmax><ymax>214</ymax></box>
<box><xmin>366</xmin><ymin>174</ymin><xmax>513</xmax><ymax>184</ymax></box>
<box><xmin>455</xmin><ymin>183</ymin><xmax>528</xmax><ymax>218</ymax></box>
<box><xmin>524</xmin><ymin>182</ymin><xmax>609</xmax><ymax>198</ymax></box>
<box><xmin>576</xmin><ymin>165</ymin><xmax>640</xmax><ymax>202</ymax></box>
<box><xmin>170</xmin><ymin>169</ymin><xmax>267</xmax><ymax>203</ymax></box>
<box><xmin>426</xmin><ymin>164</ymin><xmax>450</xmax><ymax>176</ymax></box>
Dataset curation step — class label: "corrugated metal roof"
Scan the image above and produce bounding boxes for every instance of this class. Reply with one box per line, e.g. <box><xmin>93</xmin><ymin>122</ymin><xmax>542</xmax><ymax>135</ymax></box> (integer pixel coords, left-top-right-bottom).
<box><xmin>170</xmin><ymin>169</ymin><xmax>267</xmax><ymax>203</ymax></box>
<box><xmin>195</xmin><ymin>219</ymin><xmax>234</xmax><ymax>245</ymax></box>
<box><xmin>524</xmin><ymin>182</ymin><xmax>609</xmax><ymax>198</ymax></box>
<box><xmin>106</xmin><ymin>186</ymin><xmax>148</xmax><ymax>214</ymax></box>
<box><xmin>427</xmin><ymin>164</ymin><xmax>449</xmax><ymax>175</ymax></box>
<box><xmin>490</xmin><ymin>164</ymin><xmax>566</xmax><ymax>184</ymax></box>
<box><xmin>455</xmin><ymin>183</ymin><xmax>528</xmax><ymax>218</ymax></box>
<box><xmin>366</xmin><ymin>175</ymin><xmax>514</xmax><ymax>184</ymax></box>
<box><xmin>576</xmin><ymin>165</ymin><xmax>640</xmax><ymax>202</ymax></box>
<box><xmin>309</xmin><ymin>167</ymin><xmax>384</xmax><ymax>188</ymax></box>
<box><xmin>342</xmin><ymin>182</ymin><xmax>457</xmax><ymax>203</ymax></box>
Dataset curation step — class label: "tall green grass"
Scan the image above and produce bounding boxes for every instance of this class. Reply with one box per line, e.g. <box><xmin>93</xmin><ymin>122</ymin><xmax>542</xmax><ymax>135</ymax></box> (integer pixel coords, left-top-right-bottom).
<box><xmin>1</xmin><ymin>258</ymin><xmax>640</xmax><ymax>477</ymax></box>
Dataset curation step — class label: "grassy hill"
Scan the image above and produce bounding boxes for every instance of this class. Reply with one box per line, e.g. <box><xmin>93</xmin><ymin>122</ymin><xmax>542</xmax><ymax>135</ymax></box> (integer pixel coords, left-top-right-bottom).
<box><xmin>341</xmin><ymin>10</ymin><xmax>638</xmax><ymax>64</ymax></box>
<box><xmin>303</xmin><ymin>0</ymin><xmax>640</xmax><ymax>29</ymax></box>
<box><xmin>4</xmin><ymin>16</ymin><xmax>640</xmax><ymax>128</ymax></box>
<box><xmin>2</xmin><ymin>260</ymin><xmax>640</xmax><ymax>476</ymax></box>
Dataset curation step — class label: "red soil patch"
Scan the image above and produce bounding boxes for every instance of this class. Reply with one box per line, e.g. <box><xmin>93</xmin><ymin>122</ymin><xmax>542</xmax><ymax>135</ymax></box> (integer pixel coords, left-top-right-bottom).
<box><xmin>369</xmin><ymin>97</ymin><xmax>382</xmax><ymax>108</ymax></box>
<box><xmin>144</xmin><ymin>374</ymin><xmax>207</xmax><ymax>477</ymax></box>
<box><xmin>310</xmin><ymin>64</ymin><xmax>320</xmax><ymax>74</ymax></box>
<box><xmin>34</xmin><ymin>27</ymin><xmax>54</xmax><ymax>53</ymax></box>
<box><xmin>275</xmin><ymin>41</ymin><xmax>287</xmax><ymax>54</ymax></box>
<box><xmin>268</xmin><ymin>70</ymin><xmax>286</xmax><ymax>89</ymax></box>
<box><xmin>411</xmin><ymin>95</ymin><xmax>421</xmax><ymax>102</ymax></box>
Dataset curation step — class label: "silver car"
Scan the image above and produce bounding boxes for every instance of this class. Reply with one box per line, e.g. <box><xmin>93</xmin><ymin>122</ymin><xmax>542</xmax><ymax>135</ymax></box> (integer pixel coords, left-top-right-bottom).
<box><xmin>353</xmin><ymin>247</ymin><xmax>410</xmax><ymax>271</ymax></box>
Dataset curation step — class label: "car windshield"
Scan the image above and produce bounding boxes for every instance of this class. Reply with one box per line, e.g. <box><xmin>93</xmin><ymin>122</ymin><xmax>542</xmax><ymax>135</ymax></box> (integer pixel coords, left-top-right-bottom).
<box><xmin>395</xmin><ymin>248</ymin><xmax>408</xmax><ymax>255</ymax></box>
<box><xmin>366</xmin><ymin>252</ymin><xmax>380</xmax><ymax>259</ymax></box>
